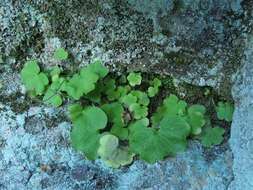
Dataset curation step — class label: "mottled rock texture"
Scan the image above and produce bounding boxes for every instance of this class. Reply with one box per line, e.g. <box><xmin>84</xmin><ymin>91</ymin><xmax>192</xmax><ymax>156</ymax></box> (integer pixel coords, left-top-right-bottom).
<box><xmin>229</xmin><ymin>34</ymin><xmax>253</xmax><ymax>190</ymax></box>
<box><xmin>1</xmin><ymin>0</ymin><xmax>251</xmax><ymax>95</ymax></box>
<box><xmin>0</xmin><ymin>106</ymin><xmax>233</xmax><ymax>190</ymax></box>
<box><xmin>0</xmin><ymin>0</ymin><xmax>253</xmax><ymax>189</ymax></box>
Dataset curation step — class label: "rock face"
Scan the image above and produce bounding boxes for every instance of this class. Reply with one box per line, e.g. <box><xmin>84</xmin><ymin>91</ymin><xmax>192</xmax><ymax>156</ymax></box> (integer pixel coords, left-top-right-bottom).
<box><xmin>0</xmin><ymin>106</ymin><xmax>233</xmax><ymax>190</ymax></box>
<box><xmin>0</xmin><ymin>0</ymin><xmax>252</xmax><ymax>189</ymax></box>
<box><xmin>229</xmin><ymin>35</ymin><xmax>253</xmax><ymax>190</ymax></box>
<box><xmin>1</xmin><ymin>0</ymin><xmax>251</xmax><ymax>95</ymax></box>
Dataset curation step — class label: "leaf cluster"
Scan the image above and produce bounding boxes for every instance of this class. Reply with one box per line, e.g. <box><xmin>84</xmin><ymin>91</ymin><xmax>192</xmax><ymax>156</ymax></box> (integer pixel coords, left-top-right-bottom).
<box><xmin>20</xmin><ymin>48</ymin><xmax>228</xmax><ymax>168</ymax></box>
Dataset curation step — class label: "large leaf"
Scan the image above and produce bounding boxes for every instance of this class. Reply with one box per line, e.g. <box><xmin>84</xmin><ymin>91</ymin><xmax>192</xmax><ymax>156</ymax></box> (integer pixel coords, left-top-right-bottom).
<box><xmin>129</xmin><ymin>116</ymin><xmax>190</xmax><ymax>163</ymax></box>
<box><xmin>70</xmin><ymin>106</ymin><xmax>108</xmax><ymax>159</ymax></box>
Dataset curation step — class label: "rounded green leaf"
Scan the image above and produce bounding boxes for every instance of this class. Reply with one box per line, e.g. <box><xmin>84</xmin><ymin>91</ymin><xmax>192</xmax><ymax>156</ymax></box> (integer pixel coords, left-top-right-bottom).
<box><xmin>216</xmin><ymin>102</ymin><xmax>234</xmax><ymax>122</ymax></box>
<box><xmin>159</xmin><ymin>115</ymin><xmax>191</xmax><ymax>139</ymax></box>
<box><xmin>97</xmin><ymin>134</ymin><xmax>119</xmax><ymax>159</ymax></box>
<box><xmin>54</xmin><ymin>48</ymin><xmax>68</xmax><ymax>60</ymax></box>
<box><xmin>131</xmin><ymin>90</ymin><xmax>150</xmax><ymax>106</ymax></box>
<box><xmin>87</xmin><ymin>60</ymin><xmax>109</xmax><ymax>78</ymax></box>
<box><xmin>70</xmin><ymin>106</ymin><xmax>108</xmax><ymax>160</ymax></box>
<box><xmin>187</xmin><ymin>105</ymin><xmax>206</xmax><ymax>135</ymax></box>
<box><xmin>21</xmin><ymin>60</ymin><xmax>49</xmax><ymax>95</ymax></box>
<box><xmin>127</xmin><ymin>72</ymin><xmax>142</xmax><ymax>86</ymax></box>
<box><xmin>83</xmin><ymin>107</ymin><xmax>108</xmax><ymax>130</ymax></box>
<box><xmin>71</xmin><ymin>127</ymin><xmax>100</xmax><ymax>160</ymax></box>
<box><xmin>148</xmin><ymin>87</ymin><xmax>158</xmax><ymax>97</ymax></box>
<box><xmin>98</xmin><ymin>134</ymin><xmax>134</xmax><ymax>168</ymax></box>
<box><xmin>129</xmin><ymin>103</ymin><xmax>148</xmax><ymax>119</ymax></box>
<box><xmin>200</xmin><ymin>127</ymin><xmax>225</xmax><ymax>147</ymax></box>
<box><xmin>121</xmin><ymin>93</ymin><xmax>137</xmax><ymax>107</ymax></box>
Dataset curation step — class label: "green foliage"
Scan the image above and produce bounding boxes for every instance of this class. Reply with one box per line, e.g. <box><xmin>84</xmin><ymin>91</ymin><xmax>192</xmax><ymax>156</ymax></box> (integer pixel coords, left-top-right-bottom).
<box><xmin>43</xmin><ymin>78</ymin><xmax>65</xmax><ymax>107</ymax></box>
<box><xmin>97</xmin><ymin>134</ymin><xmax>134</xmax><ymax>168</ymax></box>
<box><xmin>64</xmin><ymin>60</ymin><xmax>109</xmax><ymax>100</ymax></box>
<box><xmin>69</xmin><ymin>105</ymin><xmax>108</xmax><ymax>159</ymax></box>
<box><xmin>101</xmin><ymin>103</ymin><xmax>128</xmax><ymax>140</ymax></box>
<box><xmin>127</xmin><ymin>72</ymin><xmax>142</xmax><ymax>86</ymax></box>
<box><xmin>43</xmin><ymin>66</ymin><xmax>65</xmax><ymax>107</ymax></box>
<box><xmin>54</xmin><ymin>48</ymin><xmax>68</xmax><ymax>60</ymax></box>
<box><xmin>187</xmin><ymin>105</ymin><xmax>206</xmax><ymax>135</ymax></box>
<box><xmin>20</xmin><ymin>49</ymin><xmax>230</xmax><ymax>168</ymax></box>
<box><xmin>129</xmin><ymin>116</ymin><xmax>190</xmax><ymax>163</ymax></box>
<box><xmin>151</xmin><ymin>95</ymin><xmax>187</xmax><ymax>127</ymax></box>
<box><xmin>129</xmin><ymin>103</ymin><xmax>148</xmax><ymax>119</ymax></box>
<box><xmin>200</xmin><ymin>127</ymin><xmax>225</xmax><ymax>147</ymax></box>
<box><xmin>121</xmin><ymin>93</ymin><xmax>137</xmax><ymax>107</ymax></box>
<box><xmin>216</xmin><ymin>101</ymin><xmax>234</xmax><ymax>122</ymax></box>
<box><xmin>148</xmin><ymin>78</ymin><xmax>162</xmax><ymax>97</ymax></box>
<box><xmin>21</xmin><ymin>60</ymin><xmax>49</xmax><ymax>95</ymax></box>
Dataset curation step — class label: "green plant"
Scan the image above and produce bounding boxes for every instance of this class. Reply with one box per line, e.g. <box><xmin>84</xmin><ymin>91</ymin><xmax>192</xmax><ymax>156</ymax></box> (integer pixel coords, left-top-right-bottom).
<box><xmin>127</xmin><ymin>72</ymin><xmax>142</xmax><ymax>86</ymax></box>
<box><xmin>70</xmin><ymin>105</ymin><xmax>108</xmax><ymax>159</ymax></box>
<box><xmin>148</xmin><ymin>78</ymin><xmax>162</xmax><ymax>97</ymax></box>
<box><xmin>21</xmin><ymin>60</ymin><xmax>49</xmax><ymax>95</ymax></box>
<box><xmin>129</xmin><ymin>116</ymin><xmax>190</xmax><ymax>163</ymax></box>
<box><xmin>20</xmin><ymin>48</ymin><xmax>229</xmax><ymax>168</ymax></box>
<box><xmin>54</xmin><ymin>47</ymin><xmax>68</xmax><ymax>60</ymax></box>
<box><xmin>216</xmin><ymin>101</ymin><xmax>234</xmax><ymax>122</ymax></box>
<box><xmin>97</xmin><ymin>134</ymin><xmax>134</xmax><ymax>168</ymax></box>
<box><xmin>200</xmin><ymin>127</ymin><xmax>225</xmax><ymax>147</ymax></box>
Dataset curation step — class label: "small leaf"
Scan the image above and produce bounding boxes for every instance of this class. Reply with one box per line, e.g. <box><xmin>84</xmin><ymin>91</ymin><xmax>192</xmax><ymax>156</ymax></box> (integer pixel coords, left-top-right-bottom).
<box><xmin>148</xmin><ymin>78</ymin><xmax>161</xmax><ymax>97</ymax></box>
<box><xmin>121</xmin><ymin>94</ymin><xmax>137</xmax><ymax>107</ymax></box>
<box><xmin>148</xmin><ymin>87</ymin><xmax>158</xmax><ymax>97</ymax></box>
<box><xmin>50</xmin><ymin>66</ymin><xmax>61</xmax><ymax>81</ymax></box>
<box><xmin>98</xmin><ymin>134</ymin><xmax>134</xmax><ymax>168</ymax></box>
<box><xmin>152</xmin><ymin>78</ymin><xmax>162</xmax><ymax>88</ymax></box>
<box><xmin>151</xmin><ymin>94</ymin><xmax>187</xmax><ymax>127</ymax></box>
<box><xmin>21</xmin><ymin>60</ymin><xmax>49</xmax><ymax>95</ymax></box>
<box><xmin>127</xmin><ymin>72</ymin><xmax>142</xmax><ymax>86</ymax></box>
<box><xmin>200</xmin><ymin>127</ymin><xmax>225</xmax><ymax>147</ymax></box>
<box><xmin>187</xmin><ymin>105</ymin><xmax>206</xmax><ymax>135</ymax></box>
<box><xmin>216</xmin><ymin>102</ymin><xmax>234</xmax><ymax>122</ymax></box>
<box><xmin>43</xmin><ymin>78</ymin><xmax>65</xmax><ymax>107</ymax></box>
<box><xmin>54</xmin><ymin>48</ymin><xmax>68</xmax><ymax>60</ymax></box>
<box><xmin>131</xmin><ymin>90</ymin><xmax>150</xmax><ymax>106</ymax></box>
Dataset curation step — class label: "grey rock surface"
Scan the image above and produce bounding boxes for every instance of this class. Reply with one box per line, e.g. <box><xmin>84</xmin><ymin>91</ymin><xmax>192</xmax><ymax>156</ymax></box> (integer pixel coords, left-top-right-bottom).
<box><xmin>0</xmin><ymin>0</ymin><xmax>253</xmax><ymax>189</ymax></box>
<box><xmin>0</xmin><ymin>0</ymin><xmax>251</xmax><ymax>95</ymax></box>
<box><xmin>0</xmin><ymin>105</ymin><xmax>233</xmax><ymax>190</ymax></box>
<box><xmin>229</xmin><ymin>34</ymin><xmax>253</xmax><ymax>190</ymax></box>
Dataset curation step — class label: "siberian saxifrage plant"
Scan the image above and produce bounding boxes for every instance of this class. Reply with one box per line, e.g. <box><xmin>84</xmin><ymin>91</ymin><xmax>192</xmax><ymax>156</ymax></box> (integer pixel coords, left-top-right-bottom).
<box><xmin>20</xmin><ymin>48</ymin><xmax>232</xmax><ymax>168</ymax></box>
